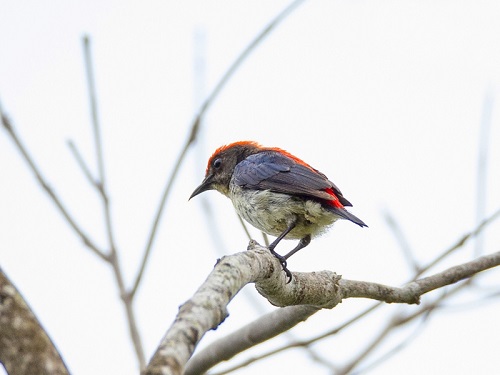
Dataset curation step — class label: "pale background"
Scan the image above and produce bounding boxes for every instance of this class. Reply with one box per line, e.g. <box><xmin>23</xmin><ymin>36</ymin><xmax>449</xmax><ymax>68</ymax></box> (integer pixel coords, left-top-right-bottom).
<box><xmin>1</xmin><ymin>1</ymin><xmax>500</xmax><ymax>374</ymax></box>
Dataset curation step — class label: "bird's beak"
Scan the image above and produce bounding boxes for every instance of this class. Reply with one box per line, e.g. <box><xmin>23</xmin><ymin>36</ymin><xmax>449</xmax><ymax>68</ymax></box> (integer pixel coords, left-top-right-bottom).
<box><xmin>189</xmin><ymin>174</ymin><xmax>214</xmax><ymax>200</ymax></box>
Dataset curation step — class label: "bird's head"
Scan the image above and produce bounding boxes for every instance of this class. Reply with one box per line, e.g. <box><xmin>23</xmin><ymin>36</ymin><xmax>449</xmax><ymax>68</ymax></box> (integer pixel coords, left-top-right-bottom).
<box><xmin>189</xmin><ymin>141</ymin><xmax>261</xmax><ymax>199</ymax></box>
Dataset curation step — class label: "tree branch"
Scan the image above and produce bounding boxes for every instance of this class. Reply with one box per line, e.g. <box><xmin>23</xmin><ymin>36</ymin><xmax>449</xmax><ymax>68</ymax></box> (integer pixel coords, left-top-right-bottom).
<box><xmin>0</xmin><ymin>268</ymin><xmax>70</xmax><ymax>375</ymax></box>
<box><xmin>67</xmin><ymin>139</ymin><xmax>98</xmax><ymax>187</ymax></box>
<box><xmin>184</xmin><ymin>305</ymin><xmax>320</xmax><ymax>375</ymax></box>
<box><xmin>144</xmin><ymin>242</ymin><xmax>500</xmax><ymax>375</ymax></box>
<box><xmin>0</xmin><ymin>107</ymin><xmax>107</xmax><ymax>261</ymax></box>
<box><xmin>338</xmin><ymin>251</ymin><xmax>499</xmax><ymax>304</ymax></box>
<box><xmin>81</xmin><ymin>35</ymin><xmax>146</xmax><ymax>368</ymax></box>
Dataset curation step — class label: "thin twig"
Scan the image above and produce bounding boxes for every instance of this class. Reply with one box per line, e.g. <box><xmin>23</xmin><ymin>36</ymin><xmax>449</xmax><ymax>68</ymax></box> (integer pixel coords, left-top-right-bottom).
<box><xmin>129</xmin><ymin>0</ymin><xmax>306</xmax><ymax>299</ymax></box>
<box><xmin>83</xmin><ymin>36</ymin><xmax>105</xmax><ymax>188</ymax></box>
<box><xmin>337</xmin><ymin>318</ymin><xmax>394</xmax><ymax>375</ymax></box>
<box><xmin>338</xmin><ymin>279</ymin><xmax>470</xmax><ymax>375</ymax></box>
<box><xmin>82</xmin><ymin>35</ymin><xmax>146</xmax><ymax>369</ymax></box>
<box><xmin>351</xmin><ymin>310</ymin><xmax>432</xmax><ymax>375</ymax></box>
<box><xmin>236</xmin><ymin>214</ymin><xmax>253</xmax><ymax>242</ymax></box>
<box><xmin>129</xmin><ymin>142</ymin><xmax>192</xmax><ymax>299</ymax></box>
<box><xmin>343</xmin><ymin>292</ymin><xmax>453</xmax><ymax>374</ymax></box>
<box><xmin>383</xmin><ymin>209</ymin><xmax>420</xmax><ymax>273</ymax></box>
<box><xmin>1</xmin><ymin>109</ymin><xmax>108</xmax><ymax>262</ymax></box>
<box><xmin>261</xmin><ymin>231</ymin><xmax>270</xmax><ymax>247</ymax></box>
<box><xmin>67</xmin><ymin>139</ymin><xmax>97</xmax><ymax>187</ymax></box>
<box><xmin>475</xmin><ymin>90</ymin><xmax>494</xmax><ymax>257</ymax></box>
<box><xmin>416</xmin><ymin>207</ymin><xmax>500</xmax><ymax>278</ymax></box>
<box><xmin>191</xmin><ymin>0</ymin><xmax>306</xmax><ymax>144</ymax></box>
<box><xmin>428</xmin><ymin>286</ymin><xmax>500</xmax><ymax>311</ymax></box>
<box><xmin>82</xmin><ymin>35</ymin><xmax>119</xmax><ymax>254</ymax></box>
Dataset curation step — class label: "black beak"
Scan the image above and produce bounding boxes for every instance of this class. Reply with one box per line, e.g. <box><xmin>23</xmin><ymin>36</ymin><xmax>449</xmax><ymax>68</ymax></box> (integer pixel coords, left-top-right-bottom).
<box><xmin>189</xmin><ymin>174</ymin><xmax>214</xmax><ymax>200</ymax></box>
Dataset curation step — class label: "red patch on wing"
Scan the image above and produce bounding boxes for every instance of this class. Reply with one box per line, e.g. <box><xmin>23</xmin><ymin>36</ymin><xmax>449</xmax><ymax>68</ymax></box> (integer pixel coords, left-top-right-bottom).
<box><xmin>324</xmin><ymin>188</ymin><xmax>344</xmax><ymax>208</ymax></box>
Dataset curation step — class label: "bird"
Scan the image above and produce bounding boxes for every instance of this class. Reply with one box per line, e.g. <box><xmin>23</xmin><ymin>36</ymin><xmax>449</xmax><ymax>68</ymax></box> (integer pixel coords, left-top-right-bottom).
<box><xmin>189</xmin><ymin>141</ymin><xmax>367</xmax><ymax>282</ymax></box>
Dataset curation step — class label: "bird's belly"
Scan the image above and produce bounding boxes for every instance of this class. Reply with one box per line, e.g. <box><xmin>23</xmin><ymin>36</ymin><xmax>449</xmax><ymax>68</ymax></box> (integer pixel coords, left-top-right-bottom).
<box><xmin>229</xmin><ymin>186</ymin><xmax>338</xmax><ymax>239</ymax></box>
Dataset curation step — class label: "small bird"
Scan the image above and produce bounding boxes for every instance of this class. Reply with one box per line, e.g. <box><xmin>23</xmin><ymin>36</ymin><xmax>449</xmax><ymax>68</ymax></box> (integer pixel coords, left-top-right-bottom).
<box><xmin>190</xmin><ymin>141</ymin><xmax>367</xmax><ymax>282</ymax></box>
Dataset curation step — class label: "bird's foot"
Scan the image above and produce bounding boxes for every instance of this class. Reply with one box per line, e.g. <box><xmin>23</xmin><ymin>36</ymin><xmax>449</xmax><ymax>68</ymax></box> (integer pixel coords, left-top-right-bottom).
<box><xmin>269</xmin><ymin>248</ymin><xmax>293</xmax><ymax>283</ymax></box>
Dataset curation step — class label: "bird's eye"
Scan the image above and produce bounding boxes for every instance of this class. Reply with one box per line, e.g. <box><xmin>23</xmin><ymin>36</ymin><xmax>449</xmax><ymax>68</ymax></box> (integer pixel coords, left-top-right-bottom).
<box><xmin>213</xmin><ymin>158</ymin><xmax>222</xmax><ymax>169</ymax></box>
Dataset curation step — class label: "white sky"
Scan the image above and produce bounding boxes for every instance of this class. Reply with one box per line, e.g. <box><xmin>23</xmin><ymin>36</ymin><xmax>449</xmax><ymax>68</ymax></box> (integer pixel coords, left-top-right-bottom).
<box><xmin>1</xmin><ymin>1</ymin><xmax>500</xmax><ymax>374</ymax></box>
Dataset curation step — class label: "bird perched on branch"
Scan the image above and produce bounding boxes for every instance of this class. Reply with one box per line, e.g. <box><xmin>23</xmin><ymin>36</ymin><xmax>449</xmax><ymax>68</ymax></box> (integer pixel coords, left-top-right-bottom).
<box><xmin>190</xmin><ymin>141</ymin><xmax>367</xmax><ymax>282</ymax></box>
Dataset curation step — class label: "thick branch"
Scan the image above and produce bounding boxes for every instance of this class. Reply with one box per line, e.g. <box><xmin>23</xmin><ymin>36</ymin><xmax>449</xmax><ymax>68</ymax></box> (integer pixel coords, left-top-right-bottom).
<box><xmin>184</xmin><ymin>305</ymin><xmax>320</xmax><ymax>375</ymax></box>
<box><xmin>143</xmin><ymin>242</ymin><xmax>273</xmax><ymax>375</ymax></box>
<box><xmin>0</xmin><ymin>268</ymin><xmax>70</xmax><ymax>375</ymax></box>
<box><xmin>144</xmin><ymin>242</ymin><xmax>500</xmax><ymax>374</ymax></box>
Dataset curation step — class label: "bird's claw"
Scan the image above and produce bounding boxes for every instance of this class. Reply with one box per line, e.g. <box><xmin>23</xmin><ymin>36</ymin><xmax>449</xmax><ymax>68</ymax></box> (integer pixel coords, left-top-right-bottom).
<box><xmin>282</xmin><ymin>263</ymin><xmax>293</xmax><ymax>284</ymax></box>
<box><xmin>269</xmin><ymin>248</ymin><xmax>293</xmax><ymax>283</ymax></box>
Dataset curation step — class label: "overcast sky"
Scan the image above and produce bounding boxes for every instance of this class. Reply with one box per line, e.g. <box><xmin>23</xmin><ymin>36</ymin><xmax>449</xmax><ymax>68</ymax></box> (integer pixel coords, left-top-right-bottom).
<box><xmin>1</xmin><ymin>1</ymin><xmax>500</xmax><ymax>374</ymax></box>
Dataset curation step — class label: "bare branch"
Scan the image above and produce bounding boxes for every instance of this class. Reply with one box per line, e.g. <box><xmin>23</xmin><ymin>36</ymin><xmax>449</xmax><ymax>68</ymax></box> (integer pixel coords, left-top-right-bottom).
<box><xmin>82</xmin><ymin>35</ymin><xmax>105</xmax><ymax>187</ymax></box>
<box><xmin>144</xmin><ymin>240</ymin><xmax>500</xmax><ymax>374</ymax></box>
<box><xmin>82</xmin><ymin>34</ymin><xmax>118</xmax><ymax>256</ymax></box>
<box><xmin>383</xmin><ymin>209</ymin><xmax>420</xmax><ymax>272</ymax></box>
<box><xmin>351</xmin><ymin>312</ymin><xmax>431</xmax><ymax>375</ymax></box>
<box><xmin>338</xmin><ymin>251</ymin><xmax>499</xmax><ymax>304</ymax></box>
<box><xmin>67</xmin><ymin>139</ymin><xmax>98</xmax><ymax>187</ymax></box>
<box><xmin>143</xmin><ymin>243</ymin><xmax>271</xmax><ymax>375</ymax></box>
<box><xmin>189</xmin><ymin>0</ymin><xmax>305</xmax><ymax>144</ymax></box>
<box><xmin>206</xmin><ymin>303</ymin><xmax>382</xmax><ymax>375</ymax></box>
<box><xmin>185</xmin><ymin>305</ymin><xmax>320</xmax><ymax>375</ymax></box>
<box><xmin>475</xmin><ymin>90</ymin><xmax>494</xmax><ymax>256</ymax></box>
<box><xmin>81</xmin><ymin>35</ymin><xmax>146</xmax><ymax>368</ymax></box>
<box><xmin>343</xmin><ymin>283</ymin><xmax>469</xmax><ymax>375</ymax></box>
<box><xmin>0</xmin><ymin>109</ymin><xmax>107</xmax><ymax>261</ymax></box>
<box><xmin>237</xmin><ymin>213</ymin><xmax>253</xmax><ymax>242</ymax></box>
<box><xmin>416</xmin><ymin>207</ymin><xmax>500</xmax><ymax>277</ymax></box>
<box><xmin>0</xmin><ymin>268</ymin><xmax>70</xmax><ymax>375</ymax></box>
<box><xmin>129</xmin><ymin>141</ymin><xmax>192</xmax><ymax>299</ymax></box>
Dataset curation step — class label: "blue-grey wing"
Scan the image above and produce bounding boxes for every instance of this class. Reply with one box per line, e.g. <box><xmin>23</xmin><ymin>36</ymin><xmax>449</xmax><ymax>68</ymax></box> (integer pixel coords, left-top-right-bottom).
<box><xmin>233</xmin><ymin>151</ymin><xmax>352</xmax><ymax>206</ymax></box>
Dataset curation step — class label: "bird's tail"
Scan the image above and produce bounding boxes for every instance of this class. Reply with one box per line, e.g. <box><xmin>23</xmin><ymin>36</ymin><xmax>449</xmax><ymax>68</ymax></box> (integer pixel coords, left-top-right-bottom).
<box><xmin>330</xmin><ymin>207</ymin><xmax>368</xmax><ymax>227</ymax></box>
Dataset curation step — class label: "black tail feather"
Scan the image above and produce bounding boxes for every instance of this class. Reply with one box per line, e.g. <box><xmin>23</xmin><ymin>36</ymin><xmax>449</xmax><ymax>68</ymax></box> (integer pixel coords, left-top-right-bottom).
<box><xmin>330</xmin><ymin>207</ymin><xmax>368</xmax><ymax>227</ymax></box>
